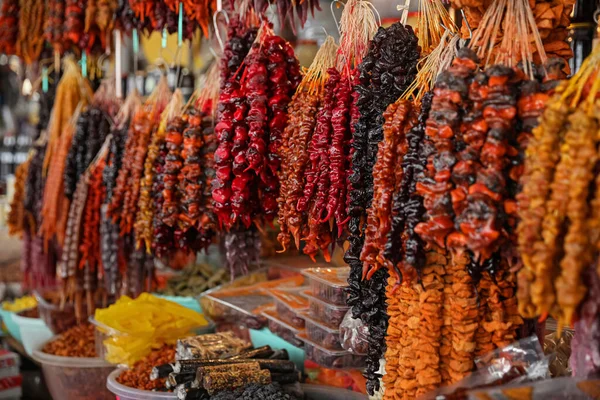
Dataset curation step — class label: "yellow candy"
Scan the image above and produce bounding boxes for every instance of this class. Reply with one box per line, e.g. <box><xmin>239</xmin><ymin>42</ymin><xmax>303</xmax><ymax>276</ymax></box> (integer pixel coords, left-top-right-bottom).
<box><xmin>94</xmin><ymin>293</ymin><xmax>208</xmax><ymax>365</ymax></box>
<box><xmin>2</xmin><ymin>296</ymin><xmax>37</xmax><ymax>312</ymax></box>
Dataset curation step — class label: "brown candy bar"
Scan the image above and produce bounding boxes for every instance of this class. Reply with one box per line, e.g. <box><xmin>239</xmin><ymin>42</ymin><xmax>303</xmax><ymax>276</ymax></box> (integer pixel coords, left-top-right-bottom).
<box><xmin>202</xmin><ymin>369</ymin><xmax>271</xmax><ymax>394</ymax></box>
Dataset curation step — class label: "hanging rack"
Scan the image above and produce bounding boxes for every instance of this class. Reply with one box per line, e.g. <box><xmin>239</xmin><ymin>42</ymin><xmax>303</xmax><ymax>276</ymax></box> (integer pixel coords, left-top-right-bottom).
<box><xmin>330</xmin><ymin>0</ymin><xmax>344</xmax><ymax>35</ymax></box>
<box><xmin>460</xmin><ymin>9</ymin><xmax>473</xmax><ymax>40</ymax></box>
<box><xmin>96</xmin><ymin>52</ymin><xmax>110</xmax><ymax>79</ymax></box>
<box><xmin>366</xmin><ymin>1</ymin><xmax>382</xmax><ymax>26</ymax></box>
<box><xmin>213</xmin><ymin>9</ymin><xmax>230</xmax><ymax>53</ymax></box>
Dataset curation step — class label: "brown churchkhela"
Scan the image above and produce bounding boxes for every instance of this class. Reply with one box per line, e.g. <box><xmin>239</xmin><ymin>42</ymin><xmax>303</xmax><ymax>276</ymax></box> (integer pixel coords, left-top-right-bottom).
<box><xmin>276</xmin><ymin>37</ymin><xmax>337</xmax><ymax>253</ymax></box>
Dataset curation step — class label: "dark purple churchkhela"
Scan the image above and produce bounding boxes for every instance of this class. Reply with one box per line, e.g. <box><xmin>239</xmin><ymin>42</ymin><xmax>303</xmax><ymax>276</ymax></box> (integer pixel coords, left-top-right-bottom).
<box><xmin>344</xmin><ymin>22</ymin><xmax>420</xmax><ymax>395</ymax></box>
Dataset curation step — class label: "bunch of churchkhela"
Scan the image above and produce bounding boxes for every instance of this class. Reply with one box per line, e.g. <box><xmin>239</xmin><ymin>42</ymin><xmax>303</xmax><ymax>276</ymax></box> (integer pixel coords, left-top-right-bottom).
<box><xmin>355</xmin><ymin>0</ymin><xmax>570</xmax><ymax>397</ymax></box>
<box><xmin>212</xmin><ymin>15</ymin><xmax>301</xmax><ymax>276</ymax></box>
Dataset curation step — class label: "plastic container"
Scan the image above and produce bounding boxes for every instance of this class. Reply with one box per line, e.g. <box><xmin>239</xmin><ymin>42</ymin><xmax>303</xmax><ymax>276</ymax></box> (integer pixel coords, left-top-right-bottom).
<box><xmin>200</xmin><ymin>266</ymin><xmax>303</xmax><ymax>297</ymax></box>
<box><xmin>154</xmin><ymin>295</ymin><xmax>202</xmax><ymax>313</ymax></box>
<box><xmin>261</xmin><ymin>308</ymin><xmax>304</xmax><ymax>348</ymax></box>
<box><xmin>12</xmin><ymin>311</ymin><xmax>52</xmax><ymax>355</ymax></box>
<box><xmin>0</xmin><ymin>309</ymin><xmax>21</xmax><ymax>342</ymax></box>
<box><xmin>269</xmin><ymin>288</ymin><xmax>309</xmax><ymax>329</ymax></box>
<box><xmin>201</xmin><ymin>293</ymin><xmax>272</xmax><ymax>330</ymax></box>
<box><xmin>91</xmin><ymin>317</ymin><xmax>214</xmax><ymax>365</ymax></box>
<box><xmin>34</xmin><ymin>289</ymin><xmax>80</xmax><ymax>334</ymax></box>
<box><xmin>302</xmin><ymin>267</ymin><xmax>349</xmax><ymax>306</ymax></box>
<box><xmin>106</xmin><ymin>369</ymin><xmax>176</xmax><ymax>400</ymax></box>
<box><xmin>262</xmin><ymin>257</ymin><xmax>330</xmax><ymax>271</ymax></box>
<box><xmin>249</xmin><ymin>328</ymin><xmax>305</xmax><ymax>371</ymax></box>
<box><xmin>297</xmin><ymin>333</ymin><xmax>366</xmax><ymax>370</ymax></box>
<box><xmin>302</xmin><ymin>312</ymin><xmax>343</xmax><ymax>351</ymax></box>
<box><xmin>304</xmin><ymin>291</ymin><xmax>350</xmax><ymax>329</ymax></box>
<box><xmin>0</xmin><ymin>387</ymin><xmax>21</xmax><ymax>400</ymax></box>
<box><xmin>31</xmin><ymin>340</ymin><xmax>115</xmax><ymax>400</ymax></box>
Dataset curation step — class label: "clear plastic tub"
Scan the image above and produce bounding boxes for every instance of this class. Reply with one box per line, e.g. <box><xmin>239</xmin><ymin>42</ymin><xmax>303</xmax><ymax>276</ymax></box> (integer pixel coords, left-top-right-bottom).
<box><xmin>297</xmin><ymin>333</ymin><xmax>366</xmax><ymax>370</ymax></box>
<box><xmin>304</xmin><ymin>291</ymin><xmax>350</xmax><ymax>329</ymax></box>
<box><xmin>302</xmin><ymin>311</ymin><xmax>343</xmax><ymax>350</ymax></box>
<box><xmin>262</xmin><ymin>257</ymin><xmax>330</xmax><ymax>271</ymax></box>
<box><xmin>106</xmin><ymin>369</ymin><xmax>177</xmax><ymax>400</ymax></box>
<box><xmin>12</xmin><ymin>312</ymin><xmax>52</xmax><ymax>356</ymax></box>
<box><xmin>269</xmin><ymin>288</ymin><xmax>309</xmax><ymax>329</ymax></box>
<box><xmin>34</xmin><ymin>289</ymin><xmax>80</xmax><ymax>334</ymax></box>
<box><xmin>0</xmin><ymin>309</ymin><xmax>21</xmax><ymax>342</ymax></box>
<box><xmin>200</xmin><ymin>266</ymin><xmax>303</xmax><ymax>297</ymax></box>
<box><xmin>262</xmin><ymin>308</ymin><xmax>304</xmax><ymax>348</ymax></box>
<box><xmin>0</xmin><ymin>387</ymin><xmax>21</xmax><ymax>400</ymax></box>
<box><xmin>302</xmin><ymin>383</ymin><xmax>369</xmax><ymax>400</ymax></box>
<box><xmin>154</xmin><ymin>295</ymin><xmax>202</xmax><ymax>313</ymax></box>
<box><xmin>90</xmin><ymin>317</ymin><xmax>214</xmax><ymax>365</ymax></box>
<box><xmin>200</xmin><ymin>293</ymin><xmax>272</xmax><ymax>330</ymax></box>
<box><xmin>31</xmin><ymin>340</ymin><xmax>115</xmax><ymax>400</ymax></box>
<box><xmin>302</xmin><ymin>267</ymin><xmax>349</xmax><ymax>306</ymax></box>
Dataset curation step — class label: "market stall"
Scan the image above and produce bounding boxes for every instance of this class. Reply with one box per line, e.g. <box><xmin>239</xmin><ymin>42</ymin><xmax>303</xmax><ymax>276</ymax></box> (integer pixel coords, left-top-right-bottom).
<box><xmin>0</xmin><ymin>0</ymin><xmax>598</xmax><ymax>399</ymax></box>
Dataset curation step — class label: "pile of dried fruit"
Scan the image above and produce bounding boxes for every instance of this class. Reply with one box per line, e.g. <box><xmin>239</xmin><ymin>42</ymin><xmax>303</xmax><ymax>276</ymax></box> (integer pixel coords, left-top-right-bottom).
<box><xmin>42</xmin><ymin>323</ymin><xmax>96</xmax><ymax>357</ymax></box>
<box><xmin>117</xmin><ymin>345</ymin><xmax>176</xmax><ymax>390</ymax></box>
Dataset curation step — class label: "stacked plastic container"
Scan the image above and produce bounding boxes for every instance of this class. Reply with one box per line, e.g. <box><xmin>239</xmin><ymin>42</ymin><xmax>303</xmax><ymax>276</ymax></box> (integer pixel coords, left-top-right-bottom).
<box><xmin>262</xmin><ymin>288</ymin><xmax>309</xmax><ymax>348</ymax></box>
<box><xmin>298</xmin><ymin>268</ymin><xmax>366</xmax><ymax>369</ymax></box>
<box><xmin>0</xmin><ymin>351</ymin><xmax>21</xmax><ymax>400</ymax></box>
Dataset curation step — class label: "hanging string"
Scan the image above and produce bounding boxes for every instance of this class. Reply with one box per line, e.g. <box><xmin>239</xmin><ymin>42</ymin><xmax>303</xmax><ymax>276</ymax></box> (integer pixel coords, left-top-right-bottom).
<box><xmin>469</xmin><ymin>0</ymin><xmax>546</xmax><ymax>79</ymax></box>
<box><xmin>54</xmin><ymin>50</ymin><xmax>60</xmax><ymax>75</ymax></box>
